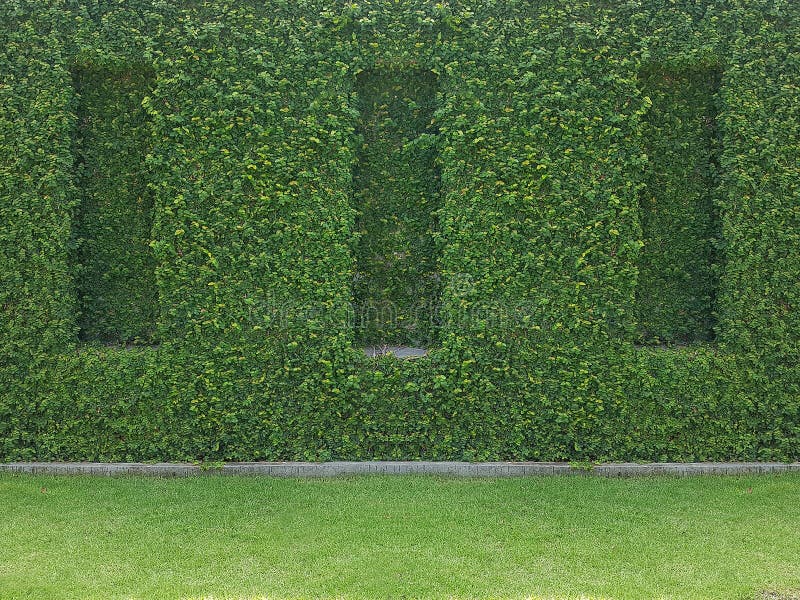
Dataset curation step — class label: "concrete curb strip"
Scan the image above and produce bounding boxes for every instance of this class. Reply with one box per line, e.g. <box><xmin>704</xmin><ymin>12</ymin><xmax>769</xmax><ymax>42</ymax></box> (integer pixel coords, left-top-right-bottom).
<box><xmin>1</xmin><ymin>461</ymin><xmax>799</xmax><ymax>477</ymax></box>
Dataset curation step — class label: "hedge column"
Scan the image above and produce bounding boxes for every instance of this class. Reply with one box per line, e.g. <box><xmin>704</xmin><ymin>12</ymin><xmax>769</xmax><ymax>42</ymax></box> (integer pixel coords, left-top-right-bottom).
<box><xmin>0</xmin><ymin>3</ymin><xmax>76</xmax><ymax>361</ymax></box>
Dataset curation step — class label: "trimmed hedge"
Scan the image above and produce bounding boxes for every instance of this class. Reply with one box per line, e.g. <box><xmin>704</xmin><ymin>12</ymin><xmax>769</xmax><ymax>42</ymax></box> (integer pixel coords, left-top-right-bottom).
<box><xmin>0</xmin><ymin>0</ymin><xmax>798</xmax><ymax>462</ymax></box>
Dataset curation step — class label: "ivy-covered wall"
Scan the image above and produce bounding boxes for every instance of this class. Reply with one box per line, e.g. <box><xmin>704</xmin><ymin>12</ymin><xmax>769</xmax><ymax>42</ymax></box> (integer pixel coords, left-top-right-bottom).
<box><xmin>0</xmin><ymin>0</ymin><xmax>798</xmax><ymax>462</ymax></box>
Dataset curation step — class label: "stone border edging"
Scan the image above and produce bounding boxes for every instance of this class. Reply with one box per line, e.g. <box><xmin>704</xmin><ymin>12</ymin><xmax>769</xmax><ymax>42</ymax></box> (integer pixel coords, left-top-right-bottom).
<box><xmin>1</xmin><ymin>461</ymin><xmax>799</xmax><ymax>477</ymax></box>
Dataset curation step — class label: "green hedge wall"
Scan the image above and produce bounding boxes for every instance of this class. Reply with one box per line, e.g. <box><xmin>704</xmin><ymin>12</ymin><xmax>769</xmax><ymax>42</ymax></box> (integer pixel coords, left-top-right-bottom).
<box><xmin>0</xmin><ymin>0</ymin><xmax>798</xmax><ymax>462</ymax></box>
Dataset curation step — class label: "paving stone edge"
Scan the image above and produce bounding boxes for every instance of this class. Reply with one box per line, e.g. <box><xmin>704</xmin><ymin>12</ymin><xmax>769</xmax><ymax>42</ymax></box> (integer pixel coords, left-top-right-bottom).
<box><xmin>1</xmin><ymin>461</ymin><xmax>799</xmax><ymax>477</ymax></box>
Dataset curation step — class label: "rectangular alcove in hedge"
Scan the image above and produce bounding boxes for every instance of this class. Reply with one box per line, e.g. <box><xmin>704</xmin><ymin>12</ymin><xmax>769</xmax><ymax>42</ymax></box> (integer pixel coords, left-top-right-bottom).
<box><xmin>351</xmin><ymin>69</ymin><xmax>441</xmax><ymax>350</ymax></box>
<box><xmin>71</xmin><ymin>67</ymin><xmax>158</xmax><ymax>345</ymax></box>
<box><xmin>636</xmin><ymin>66</ymin><xmax>723</xmax><ymax>345</ymax></box>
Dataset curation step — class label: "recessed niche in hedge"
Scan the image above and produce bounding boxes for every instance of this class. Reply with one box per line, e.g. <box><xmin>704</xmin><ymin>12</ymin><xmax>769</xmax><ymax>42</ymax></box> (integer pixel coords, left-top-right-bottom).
<box><xmin>636</xmin><ymin>66</ymin><xmax>722</xmax><ymax>344</ymax></box>
<box><xmin>351</xmin><ymin>69</ymin><xmax>441</xmax><ymax>349</ymax></box>
<box><xmin>72</xmin><ymin>67</ymin><xmax>158</xmax><ymax>345</ymax></box>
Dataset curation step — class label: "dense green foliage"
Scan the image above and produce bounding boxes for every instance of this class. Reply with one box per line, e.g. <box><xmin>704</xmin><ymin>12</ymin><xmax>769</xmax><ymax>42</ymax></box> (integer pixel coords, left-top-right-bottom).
<box><xmin>352</xmin><ymin>69</ymin><xmax>441</xmax><ymax>347</ymax></box>
<box><xmin>3</xmin><ymin>474</ymin><xmax>800</xmax><ymax>599</ymax></box>
<box><xmin>636</xmin><ymin>66</ymin><xmax>721</xmax><ymax>344</ymax></box>
<box><xmin>73</xmin><ymin>67</ymin><xmax>158</xmax><ymax>344</ymax></box>
<box><xmin>0</xmin><ymin>0</ymin><xmax>798</xmax><ymax>462</ymax></box>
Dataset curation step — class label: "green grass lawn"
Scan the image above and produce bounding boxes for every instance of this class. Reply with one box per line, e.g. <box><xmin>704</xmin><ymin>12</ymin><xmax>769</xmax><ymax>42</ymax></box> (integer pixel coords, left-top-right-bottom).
<box><xmin>1</xmin><ymin>473</ymin><xmax>799</xmax><ymax>599</ymax></box>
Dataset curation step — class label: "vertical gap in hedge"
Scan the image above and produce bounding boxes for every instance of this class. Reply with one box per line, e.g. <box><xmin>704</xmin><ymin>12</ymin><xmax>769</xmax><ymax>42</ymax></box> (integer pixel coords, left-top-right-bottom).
<box><xmin>636</xmin><ymin>66</ymin><xmax>722</xmax><ymax>345</ymax></box>
<box><xmin>352</xmin><ymin>69</ymin><xmax>441</xmax><ymax>353</ymax></box>
<box><xmin>71</xmin><ymin>67</ymin><xmax>158</xmax><ymax>346</ymax></box>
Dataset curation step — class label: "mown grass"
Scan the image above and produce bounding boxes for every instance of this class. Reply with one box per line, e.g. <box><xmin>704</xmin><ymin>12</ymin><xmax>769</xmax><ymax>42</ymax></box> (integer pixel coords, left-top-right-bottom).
<box><xmin>1</xmin><ymin>473</ymin><xmax>799</xmax><ymax>599</ymax></box>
